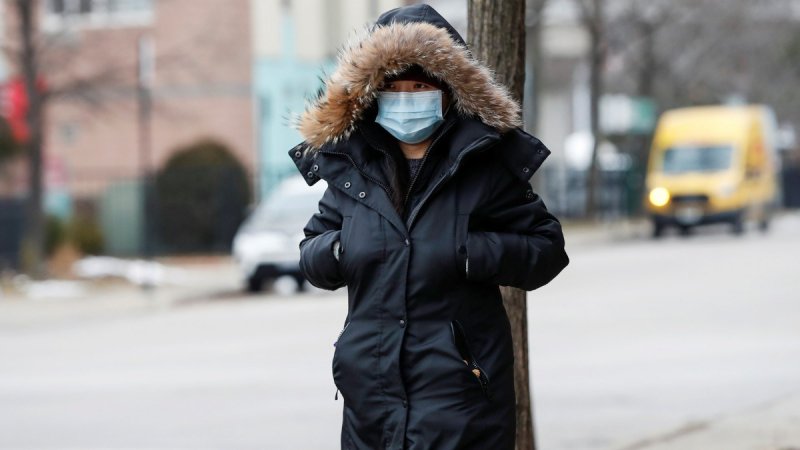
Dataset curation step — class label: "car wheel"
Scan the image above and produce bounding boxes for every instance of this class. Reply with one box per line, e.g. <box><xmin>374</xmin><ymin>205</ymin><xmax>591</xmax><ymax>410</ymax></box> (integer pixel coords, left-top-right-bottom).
<box><xmin>679</xmin><ymin>225</ymin><xmax>692</xmax><ymax>237</ymax></box>
<box><xmin>246</xmin><ymin>275</ymin><xmax>264</xmax><ymax>293</ymax></box>
<box><xmin>295</xmin><ymin>275</ymin><xmax>307</xmax><ymax>292</ymax></box>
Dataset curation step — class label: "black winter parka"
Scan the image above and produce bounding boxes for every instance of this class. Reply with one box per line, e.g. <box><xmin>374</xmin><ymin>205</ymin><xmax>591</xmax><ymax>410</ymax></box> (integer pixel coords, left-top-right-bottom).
<box><xmin>287</xmin><ymin>4</ymin><xmax>569</xmax><ymax>449</ymax></box>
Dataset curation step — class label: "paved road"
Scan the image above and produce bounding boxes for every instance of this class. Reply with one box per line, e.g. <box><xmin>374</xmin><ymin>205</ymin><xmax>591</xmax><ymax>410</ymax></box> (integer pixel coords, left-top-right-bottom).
<box><xmin>0</xmin><ymin>215</ymin><xmax>798</xmax><ymax>449</ymax></box>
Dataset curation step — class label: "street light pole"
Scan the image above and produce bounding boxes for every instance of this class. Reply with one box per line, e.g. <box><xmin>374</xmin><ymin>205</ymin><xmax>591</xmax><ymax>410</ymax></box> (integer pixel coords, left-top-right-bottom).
<box><xmin>137</xmin><ymin>35</ymin><xmax>155</xmax><ymax>289</ymax></box>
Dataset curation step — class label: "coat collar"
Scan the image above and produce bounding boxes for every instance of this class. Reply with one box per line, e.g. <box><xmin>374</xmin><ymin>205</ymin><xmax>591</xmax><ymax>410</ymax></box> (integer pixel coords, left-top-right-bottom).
<box><xmin>288</xmin><ymin>112</ymin><xmax>551</xmax><ymax>189</ymax></box>
<box><xmin>287</xmin><ymin>113</ymin><xmax>551</xmax><ymax>237</ymax></box>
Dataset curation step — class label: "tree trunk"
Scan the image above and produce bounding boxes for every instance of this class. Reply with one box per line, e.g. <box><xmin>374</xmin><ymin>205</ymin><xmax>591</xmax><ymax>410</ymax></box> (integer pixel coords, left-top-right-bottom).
<box><xmin>15</xmin><ymin>0</ymin><xmax>47</xmax><ymax>278</ymax></box>
<box><xmin>467</xmin><ymin>2</ymin><xmax>534</xmax><ymax>449</ymax></box>
<box><xmin>584</xmin><ymin>0</ymin><xmax>605</xmax><ymax>219</ymax></box>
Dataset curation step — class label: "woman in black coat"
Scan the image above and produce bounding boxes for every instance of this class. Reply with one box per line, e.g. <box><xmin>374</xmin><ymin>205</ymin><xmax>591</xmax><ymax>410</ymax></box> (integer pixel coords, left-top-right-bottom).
<box><xmin>287</xmin><ymin>4</ymin><xmax>569</xmax><ymax>449</ymax></box>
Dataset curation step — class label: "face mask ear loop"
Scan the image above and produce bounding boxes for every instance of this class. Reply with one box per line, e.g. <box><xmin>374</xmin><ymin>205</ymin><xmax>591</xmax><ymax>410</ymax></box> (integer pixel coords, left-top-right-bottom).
<box><xmin>442</xmin><ymin>95</ymin><xmax>454</xmax><ymax>118</ymax></box>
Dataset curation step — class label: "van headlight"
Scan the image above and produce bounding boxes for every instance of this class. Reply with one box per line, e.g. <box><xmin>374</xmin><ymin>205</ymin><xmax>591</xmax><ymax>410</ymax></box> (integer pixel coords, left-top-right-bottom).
<box><xmin>649</xmin><ymin>187</ymin><xmax>670</xmax><ymax>207</ymax></box>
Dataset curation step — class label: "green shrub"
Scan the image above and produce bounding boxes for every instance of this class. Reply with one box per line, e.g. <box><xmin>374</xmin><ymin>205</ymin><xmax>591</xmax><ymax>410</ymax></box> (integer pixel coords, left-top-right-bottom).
<box><xmin>67</xmin><ymin>215</ymin><xmax>104</xmax><ymax>255</ymax></box>
<box><xmin>45</xmin><ymin>215</ymin><xmax>66</xmax><ymax>256</ymax></box>
<box><xmin>154</xmin><ymin>138</ymin><xmax>251</xmax><ymax>253</ymax></box>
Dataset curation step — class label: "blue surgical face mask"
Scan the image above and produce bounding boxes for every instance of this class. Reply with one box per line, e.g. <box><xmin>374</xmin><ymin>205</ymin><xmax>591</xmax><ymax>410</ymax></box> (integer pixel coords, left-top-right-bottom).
<box><xmin>375</xmin><ymin>90</ymin><xmax>444</xmax><ymax>144</ymax></box>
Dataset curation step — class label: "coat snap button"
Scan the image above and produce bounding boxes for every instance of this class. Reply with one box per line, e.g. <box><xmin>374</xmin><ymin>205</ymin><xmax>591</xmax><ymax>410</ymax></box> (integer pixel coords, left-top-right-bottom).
<box><xmin>399</xmin><ymin>319</ymin><xmax>406</xmax><ymax>327</ymax></box>
<box><xmin>312</xmin><ymin>164</ymin><xmax>319</xmax><ymax>171</ymax></box>
<box><xmin>344</xmin><ymin>181</ymin><xmax>351</xmax><ymax>188</ymax></box>
<box><xmin>402</xmin><ymin>399</ymin><xmax>408</xmax><ymax>408</ymax></box>
<box><xmin>526</xmin><ymin>189</ymin><xmax>534</xmax><ymax>199</ymax></box>
<box><xmin>306</xmin><ymin>171</ymin><xmax>314</xmax><ymax>178</ymax></box>
<box><xmin>522</xmin><ymin>166</ymin><xmax>530</xmax><ymax>173</ymax></box>
<box><xmin>458</xmin><ymin>244</ymin><xmax>466</xmax><ymax>254</ymax></box>
<box><xmin>294</xmin><ymin>150</ymin><xmax>301</xmax><ymax>158</ymax></box>
<box><xmin>358</xmin><ymin>191</ymin><xmax>366</xmax><ymax>198</ymax></box>
<box><xmin>404</xmin><ymin>238</ymin><xmax>409</xmax><ymax>246</ymax></box>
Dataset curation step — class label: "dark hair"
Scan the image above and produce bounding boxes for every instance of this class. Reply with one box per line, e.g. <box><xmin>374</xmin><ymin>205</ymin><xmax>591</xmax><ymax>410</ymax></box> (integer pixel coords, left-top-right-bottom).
<box><xmin>383</xmin><ymin>64</ymin><xmax>448</xmax><ymax>91</ymax></box>
<box><xmin>382</xmin><ymin>148</ymin><xmax>411</xmax><ymax>217</ymax></box>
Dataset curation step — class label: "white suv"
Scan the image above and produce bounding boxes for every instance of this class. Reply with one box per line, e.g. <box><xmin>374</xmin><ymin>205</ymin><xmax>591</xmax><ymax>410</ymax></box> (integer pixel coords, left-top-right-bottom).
<box><xmin>232</xmin><ymin>175</ymin><xmax>328</xmax><ymax>292</ymax></box>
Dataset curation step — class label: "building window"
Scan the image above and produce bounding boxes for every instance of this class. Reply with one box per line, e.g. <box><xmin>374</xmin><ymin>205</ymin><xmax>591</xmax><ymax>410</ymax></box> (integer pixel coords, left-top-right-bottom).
<box><xmin>43</xmin><ymin>0</ymin><xmax>154</xmax><ymax>30</ymax></box>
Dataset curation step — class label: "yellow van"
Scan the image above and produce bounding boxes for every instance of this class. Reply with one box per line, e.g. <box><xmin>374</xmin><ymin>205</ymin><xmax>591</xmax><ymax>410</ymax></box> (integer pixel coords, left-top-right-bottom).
<box><xmin>644</xmin><ymin>104</ymin><xmax>779</xmax><ymax>237</ymax></box>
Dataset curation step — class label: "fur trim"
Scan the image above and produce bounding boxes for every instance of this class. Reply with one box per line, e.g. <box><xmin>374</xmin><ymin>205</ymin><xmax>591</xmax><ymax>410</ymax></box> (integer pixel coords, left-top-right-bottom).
<box><xmin>294</xmin><ymin>21</ymin><xmax>522</xmax><ymax>152</ymax></box>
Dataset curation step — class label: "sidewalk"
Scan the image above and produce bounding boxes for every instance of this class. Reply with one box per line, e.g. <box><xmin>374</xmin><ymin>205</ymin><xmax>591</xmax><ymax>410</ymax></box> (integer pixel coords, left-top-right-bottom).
<box><xmin>618</xmin><ymin>391</ymin><xmax>800</xmax><ymax>450</ymax></box>
<box><xmin>561</xmin><ymin>217</ymin><xmax>651</xmax><ymax>247</ymax></box>
<box><xmin>0</xmin><ymin>255</ymin><xmax>242</xmax><ymax>331</ymax></box>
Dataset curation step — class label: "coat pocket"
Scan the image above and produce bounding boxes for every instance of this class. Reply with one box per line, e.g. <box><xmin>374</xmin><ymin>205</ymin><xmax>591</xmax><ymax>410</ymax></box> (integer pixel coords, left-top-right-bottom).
<box><xmin>334</xmin><ymin>320</ymin><xmax>352</xmax><ymax>348</ymax></box>
<box><xmin>449</xmin><ymin>319</ymin><xmax>491</xmax><ymax>399</ymax></box>
<box><xmin>332</xmin><ymin>319</ymin><xmax>352</xmax><ymax>400</ymax></box>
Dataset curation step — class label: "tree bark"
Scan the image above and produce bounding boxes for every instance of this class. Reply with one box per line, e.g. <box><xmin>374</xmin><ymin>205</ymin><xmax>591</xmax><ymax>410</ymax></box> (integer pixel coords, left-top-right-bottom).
<box><xmin>468</xmin><ymin>2</ymin><xmax>534</xmax><ymax>449</ymax></box>
<box><xmin>15</xmin><ymin>0</ymin><xmax>47</xmax><ymax>278</ymax></box>
<box><xmin>581</xmin><ymin>0</ymin><xmax>605</xmax><ymax>219</ymax></box>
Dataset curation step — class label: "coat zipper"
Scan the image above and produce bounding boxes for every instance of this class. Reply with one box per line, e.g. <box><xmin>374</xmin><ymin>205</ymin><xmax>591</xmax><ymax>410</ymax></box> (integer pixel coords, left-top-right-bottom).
<box><xmin>451</xmin><ymin>319</ymin><xmax>492</xmax><ymax>399</ymax></box>
<box><xmin>400</xmin><ymin>119</ymin><xmax>458</xmax><ymax>215</ymax></box>
<box><xmin>406</xmin><ymin>135</ymin><xmax>498</xmax><ymax>230</ymax></box>
<box><xmin>333</xmin><ymin>320</ymin><xmax>351</xmax><ymax>401</ymax></box>
<box><xmin>333</xmin><ymin>320</ymin><xmax>351</xmax><ymax>347</ymax></box>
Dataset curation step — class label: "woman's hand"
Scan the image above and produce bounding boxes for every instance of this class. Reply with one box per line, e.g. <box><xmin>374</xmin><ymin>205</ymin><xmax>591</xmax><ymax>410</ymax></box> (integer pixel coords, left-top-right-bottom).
<box><xmin>299</xmin><ymin>186</ymin><xmax>347</xmax><ymax>290</ymax></box>
<box><xmin>462</xmin><ymin>177</ymin><xmax>569</xmax><ymax>291</ymax></box>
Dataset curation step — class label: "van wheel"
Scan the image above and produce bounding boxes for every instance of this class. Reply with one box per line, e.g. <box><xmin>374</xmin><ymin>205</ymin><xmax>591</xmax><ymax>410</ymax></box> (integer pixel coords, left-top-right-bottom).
<box><xmin>652</xmin><ymin>221</ymin><xmax>665</xmax><ymax>239</ymax></box>
<box><xmin>731</xmin><ymin>213</ymin><xmax>745</xmax><ymax>236</ymax></box>
<box><xmin>758</xmin><ymin>207</ymin><xmax>771</xmax><ymax>233</ymax></box>
<box><xmin>758</xmin><ymin>217</ymin><xmax>770</xmax><ymax>233</ymax></box>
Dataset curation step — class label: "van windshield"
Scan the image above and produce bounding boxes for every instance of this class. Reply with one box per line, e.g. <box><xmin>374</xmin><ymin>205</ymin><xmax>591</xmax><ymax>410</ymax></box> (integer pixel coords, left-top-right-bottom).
<box><xmin>661</xmin><ymin>144</ymin><xmax>734</xmax><ymax>174</ymax></box>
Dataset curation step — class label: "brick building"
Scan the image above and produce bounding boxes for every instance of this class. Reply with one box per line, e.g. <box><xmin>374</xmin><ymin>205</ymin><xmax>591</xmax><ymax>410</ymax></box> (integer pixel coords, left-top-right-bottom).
<box><xmin>2</xmin><ymin>0</ymin><xmax>255</xmax><ymax>196</ymax></box>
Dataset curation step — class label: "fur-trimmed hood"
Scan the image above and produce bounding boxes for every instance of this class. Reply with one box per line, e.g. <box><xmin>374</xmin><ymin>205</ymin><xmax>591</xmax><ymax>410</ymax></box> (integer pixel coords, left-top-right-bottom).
<box><xmin>294</xmin><ymin>4</ymin><xmax>523</xmax><ymax>153</ymax></box>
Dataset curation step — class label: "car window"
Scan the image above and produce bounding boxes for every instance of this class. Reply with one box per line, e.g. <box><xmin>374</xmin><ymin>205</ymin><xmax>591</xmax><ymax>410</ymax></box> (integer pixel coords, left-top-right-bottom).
<box><xmin>242</xmin><ymin>191</ymin><xmax>323</xmax><ymax>232</ymax></box>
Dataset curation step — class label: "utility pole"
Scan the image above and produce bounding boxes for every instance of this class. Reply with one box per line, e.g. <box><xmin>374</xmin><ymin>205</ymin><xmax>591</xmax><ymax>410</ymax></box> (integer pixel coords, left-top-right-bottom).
<box><xmin>15</xmin><ymin>0</ymin><xmax>46</xmax><ymax>278</ymax></box>
<box><xmin>578</xmin><ymin>0</ymin><xmax>606</xmax><ymax>219</ymax></box>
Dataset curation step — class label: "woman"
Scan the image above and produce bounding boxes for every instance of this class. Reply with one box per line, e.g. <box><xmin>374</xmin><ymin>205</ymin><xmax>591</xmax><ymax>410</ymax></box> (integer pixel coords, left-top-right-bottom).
<box><xmin>287</xmin><ymin>4</ymin><xmax>569</xmax><ymax>449</ymax></box>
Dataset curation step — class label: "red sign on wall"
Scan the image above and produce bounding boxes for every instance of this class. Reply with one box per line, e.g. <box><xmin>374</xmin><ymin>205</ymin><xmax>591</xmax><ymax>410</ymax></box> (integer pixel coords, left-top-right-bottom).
<box><xmin>0</xmin><ymin>76</ymin><xmax>47</xmax><ymax>143</ymax></box>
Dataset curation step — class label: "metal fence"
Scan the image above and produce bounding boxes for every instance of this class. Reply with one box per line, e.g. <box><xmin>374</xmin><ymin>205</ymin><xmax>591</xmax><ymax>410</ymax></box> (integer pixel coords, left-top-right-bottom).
<box><xmin>0</xmin><ymin>198</ymin><xmax>24</xmax><ymax>271</ymax></box>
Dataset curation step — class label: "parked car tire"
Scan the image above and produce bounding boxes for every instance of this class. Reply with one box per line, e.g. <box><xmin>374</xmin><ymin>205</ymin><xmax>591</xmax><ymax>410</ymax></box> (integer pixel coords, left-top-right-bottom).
<box><xmin>247</xmin><ymin>275</ymin><xmax>264</xmax><ymax>293</ymax></box>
